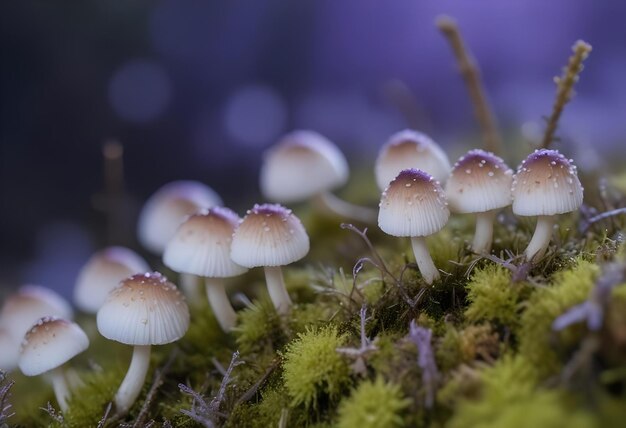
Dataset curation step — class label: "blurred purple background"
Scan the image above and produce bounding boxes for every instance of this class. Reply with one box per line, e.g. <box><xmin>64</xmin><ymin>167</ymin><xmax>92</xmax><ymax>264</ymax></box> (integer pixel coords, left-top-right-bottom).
<box><xmin>1</xmin><ymin>0</ymin><xmax>625</xmax><ymax>297</ymax></box>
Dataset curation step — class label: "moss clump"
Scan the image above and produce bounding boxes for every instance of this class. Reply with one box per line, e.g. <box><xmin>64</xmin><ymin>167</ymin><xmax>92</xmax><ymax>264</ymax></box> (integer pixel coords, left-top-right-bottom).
<box><xmin>465</xmin><ymin>264</ymin><xmax>524</xmax><ymax>328</ymax></box>
<box><xmin>518</xmin><ymin>259</ymin><xmax>599</xmax><ymax>375</ymax></box>
<box><xmin>282</xmin><ymin>325</ymin><xmax>351</xmax><ymax>409</ymax></box>
<box><xmin>234</xmin><ymin>297</ymin><xmax>283</xmax><ymax>355</ymax></box>
<box><xmin>337</xmin><ymin>377</ymin><xmax>409</xmax><ymax>428</ymax></box>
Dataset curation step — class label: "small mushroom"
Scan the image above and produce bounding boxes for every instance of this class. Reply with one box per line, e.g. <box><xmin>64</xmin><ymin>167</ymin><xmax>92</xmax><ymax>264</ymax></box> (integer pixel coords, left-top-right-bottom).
<box><xmin>375</xmin><ymin>129</ymin><xmax>451</xmax><ymax>191</ymax></box>
<box><xmin>260</xmin><ymin>130</ymin><xmax>376</xmax><ymax>223</ymax></box>
<box><xmin>378</xmin><ymin>169</ymin><xmax>450</xmax><ymax>284</ymax></box>
<box><xmin>512</xmin><ymin>149</ymin><xmax>583</xmax><ymax>262</ymax></box>
<box><xmin>230</xmin><ymin>204</ymin><xmax>309</xmax><ymax>314</ymax></box>
<box><xmin>445</xmin><ymin>149</ymin><xmax>513</xmax><ymax>254</ymax></box>
<box><xmin>74</xmin><ymin>246</ymin><xmax>150</xmax><ymax>313</ymax></box>
<box><xmin>163</xmin><ymin>207</ymin><xmax>248</xmax><ymax>332</ymax></box>
<box><xmin>0</xmin><ymin>285</ymin><xmax>73</xmax><ymax>344</ymax></box>
<box><xmin>18</xmin><ymin>317</ymin><xmax>89</xmax><ymax>412</ymax></box>
<box><xmin>0</xmin><ymin>328</ymin><xmax>19</xmax><ymax>372</ymax></box>
<box><xmin>137</xmin><ymin>180</ymin><xmax>222</xmax><ymax>299</ymax></box>
<box><xmin>97</xmin><ymin>272</ymin><xmax>189</xmax><ymax>414</ymax></box>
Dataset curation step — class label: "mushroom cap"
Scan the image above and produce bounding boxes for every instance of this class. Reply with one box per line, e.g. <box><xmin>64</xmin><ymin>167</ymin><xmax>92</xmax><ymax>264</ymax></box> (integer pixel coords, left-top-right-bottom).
<box><xmin>96</xmin><ymin>272</ymin><xmax>190</xmax><ymax>346</ymax></box>
<box><xmin>0</xmin><ymin>285</ymin><xmax>73</xmax><ymax>342</ymax></box>
<box><xmin>74</xmin><ymin>246</ymin><xmax>150</xmax><ymax>314</ymax></box>
<box><xmin>138</xmin><ymin>180</ymin><xmax>223</xmax><ymax>254</ymax></box>
<box><xmin>378</xmin><ymin>169</ymin><xmax>450</xmax><ymax>237</ymax></box>
<box><xmin>375</xmin><ymin>129</ymin><xmax>451</xmax><ymax>191</ymax></box>
<box><xmin>0</xmin><ymin>328</ymin><xmax>19</xmax><ymax>372</ymax></box>
<box><xmin>260</xmin><ymin>130</ymin><xmax>349</xmax><ymax>202</ymax></box>
<box><xmin>230</xmin><ymin>203</ymin><xmax>310</xmax><ymax>268</ymax></box>
<box><xmin>163</xmin><ymin>207</ymin><xmax>248</xmax><ymax>278</ymax></box>
<box><xmin>445</xmin><ymin>149</ymin><xmax>514</xmax><ymax>213</ymax></box>
<box><xmin>512</xmin><ymin>149</ymin><xmax>584</xmax><ymax>216</ymax></box>
<box><xmin>19</xmin><ymin>317</ymin><xmax>89</xmax><ymax>376</ymax></box>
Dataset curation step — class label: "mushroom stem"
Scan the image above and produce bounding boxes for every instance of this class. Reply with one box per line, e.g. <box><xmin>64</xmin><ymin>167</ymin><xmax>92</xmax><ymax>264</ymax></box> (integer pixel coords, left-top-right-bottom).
<box><xmin>179</xmin><ymin>273</ymin><xmax>201</xmax><ymax>302</ymax></box>
<box><xmin>410</xmin><ymin>237</ymin><xmax>440</xmax><ymax>284</ymax></box>
<box><xmin>50</xmin><ymin>367</ymin><xmax>70</xmax><ymax>412</ymax></box>
<box><xmin>205</xmin><ymin>278</ymin><xmax>237</xmax><ymax>332</ymax></box>
<box><xmin>314</xmin><ymin>192</ymin><xmax>377</xmax><ymax>223</ymax></box>
<box><xmin>525</xmin><ymin>215</ymin><xmax>556</xmax><ymax>262</ymax></box>
<box><xmin>472</xmin><ymin>210</ymin><xmax>497</xmax><ymax>254</ymax></box>
<box><xmin>115</xmin><ymin>344</ymin><xmax>151</xmax><ymax>414</ymax></box>
<box><xmin>263</xmin><ymin>266</ymin><xmax>292</xmax><ymax>315</ymax></box>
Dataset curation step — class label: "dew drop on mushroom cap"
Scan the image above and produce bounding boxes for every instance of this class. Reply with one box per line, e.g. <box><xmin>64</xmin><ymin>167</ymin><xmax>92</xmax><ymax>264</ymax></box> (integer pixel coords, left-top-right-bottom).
<box><xmin>163</xmin><ymin>207</ymin><xmax>247</xmax><ymax>332</ymax></box>
<box><xmin>378</xmin><ymin>168</ymin><xmax>449</xmax><ymax>284</ymax></box>
<box><xmin>231</xmin><ymin>203</ymin><xmax>309</xmax><ymax>314</ymax></box>
<box><xmin>97</xmin><ymin>272</ymin><xmax>190</xmax><ymax>414</ymax></box>
<box><xmin>74</xmin><ymin>246</ymin><xmax>150</xmax><ymax>314</ymax></box>
<box><xmin>18</xmin><ymin>316</ymin><xmax>89</xmax><ymax>412</ymax></box>
<box><xmin>260</xmin><ymin>130</ymin><xmax>348</xmax><ymax>203</ymax></box>
<box><xmin>375</xmin><ymin>129</ymin><xmax>451</xmax><ymax>191</ymax></box>
<box><xmin>512</xmin><ymin>149</ymin><xmax>584</xmax><ymax>261</ymax></box>
<box><xmin>445</xmin><ymin>149</ymin><xmax>513</xmax><ymax>254</ymax></box>
<box><xmin>137</xmin><ymin>180</ymin><xmax>223</xmax><ymax>254</ymax></box>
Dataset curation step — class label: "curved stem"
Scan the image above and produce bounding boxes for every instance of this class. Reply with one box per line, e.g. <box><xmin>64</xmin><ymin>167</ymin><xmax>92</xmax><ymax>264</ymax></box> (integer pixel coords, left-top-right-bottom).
<box><xmin>410</xmin><ymin>236</ymin><xmax>439</xmax><ymax>284</ymax></box>
<box><xmin>315</xmin><ymin>192</ymin><xmax>377</xmax><ymax>224</ymax></box>
<box><xmin>205</xmin><ymin>278</ymin><xmax>237</xmax><ymax>332</ymax></box>
<box><xmin>263</xmin><ymin>266</ymin><xmax>292</xmax><ymax>315</ymax></box>
<box><xmin>525</xmin><ymin>215</ymin><xmax>556</xmax><ymax>262</ymax></box>
<box><xmin>50</xmin><ymin>367</ymin><xmax>70</xmax><ymax>412</ymax></box>
<box><xmin>472</xmin><ymin>210</ymin><xmax>496</xmax><ymax>254</ymax></box>
<box><xmin>180</xmin><ymin>273</ymin><xmax>201</xmax><ymax>303</ymax></box>
<box><xmin>115</xmin><ymin>345</ymin><xmax>151</xmax><ymax>415</ymax></box>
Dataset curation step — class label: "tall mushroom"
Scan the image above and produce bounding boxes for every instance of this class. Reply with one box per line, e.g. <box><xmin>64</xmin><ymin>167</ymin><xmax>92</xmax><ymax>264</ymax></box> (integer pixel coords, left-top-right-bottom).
<box><xmin>137</xmin><ymin>180</ymin><xmax>222</xmax><ymax>298</ymax></box>
<box><xmin>445</xmin><ymin>149</ymin><xmax>513</xmax><ymax>254</ymax></box>
<box><xmin>230</xmin><ymin>204</ymin><xmax>309</xmax><ymax>314</ymax></box>
<box><xmin>97</xmin><ymin>272</ymin><xmax>189</xmax><ymax>414</ymax></box>
<box><xmin>18</xmin><ymin>317</ymin><xmax>89</xmax><ymax>412</ymax></box>
<box><xmin>375</xmin><ymin>129</ymin><xmax>451</xmax><ymax>191</ymax></box>
<box><xmin>74</xmin><ymin>246</ymin><xmax>149</xmax><ymax>313</ymax></box>
<box><xmin>260</xmin><ymin>130</ymin><xmax>376</xmax><ymax>223</ymax></box>
<box><xmin>163</xmin><ymin>207</ymin><xmax>248</xmax><ymax>331</ymax></box>
<box><xmin>0</xmin><ymin>328</ymin><xmax>19</xmax><ymax>372</ymax></box>
<box><xmin>512</xmin><ymin>149</ymin><xmax>583</xmax><ymax>262</ymax></box>
<box><xmin>378</xmin><ymin>169</ymin><xmax>450</xmax><ymax>284</ymax></box>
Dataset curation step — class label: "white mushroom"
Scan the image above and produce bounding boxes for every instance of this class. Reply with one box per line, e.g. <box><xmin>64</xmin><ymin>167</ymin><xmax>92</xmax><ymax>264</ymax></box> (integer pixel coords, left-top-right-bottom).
<box><xmin>445</xmin><ymin>149</ymin><xmax>513</xmax><ymax>254</ymax></box>
<box><xmin>0</xmin><ymin>328</ymin><xmax>19</xmax><ymax>372</ymax></box>
<box><xmin>378</xmin><ymin>169</ymin><xmax>450</xmax><ymax>284</ymax></box>
<box><xmin>230</xmin><ymin>204</ymin><xmax>309</xmax><ymax>314</ymax></box>
<box><xmin>74</xmin><ymin>246</ymin><xmax>150</xmax><ymax>313</ymax></box>
<box><xmin>137</xmin><ymin>180</ymin><xmax>222</xmax><ymax>299</ymax></box>
<box><xmin>18</xmin><ymin>317</ymin><xmax>89</xmax><ymax>412</ymax></box>
<box><xmin>512</xmin><ymin>149</ymin><xmax>583</xmax><ymax>262</ymax></box>
<box><xmin>96</xmin><ymin>272</ymin><xmax>189</xmax><ymax>414</ymax></box>
<box><xmin>375</xmin><ymin>129</ymin><xmax>451</xmax><ymax>191</ymax></box>
<box><xmin>163</xmin><ymin>207</ymin><xmax>248</xmax><ymax>332</ymax></box>
<box><xmin>260</xmin><ymin>130</ymin><xmax>376</xmax><ymax>223</ymax></box>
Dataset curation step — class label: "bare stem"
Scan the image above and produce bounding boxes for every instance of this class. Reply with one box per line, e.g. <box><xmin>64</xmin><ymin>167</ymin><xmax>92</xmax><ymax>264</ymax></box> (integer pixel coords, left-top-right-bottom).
<box><xmin>437</xmin><ymin>15</ymin><xmax>502</xmax><ymax>155</ymax></box>
<box><xmin>541</xmin><ymin>40</ymin><xmax>592</xmax><ymax>149</ymax></box>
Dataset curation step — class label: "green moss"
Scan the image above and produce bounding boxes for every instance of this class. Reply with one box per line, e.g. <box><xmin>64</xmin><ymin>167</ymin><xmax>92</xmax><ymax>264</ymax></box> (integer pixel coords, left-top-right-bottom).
<box><xmin>282</xmin><ymin>325</ymin><xmax>351</xmax><ymax>409</ymax></box>
<box><xmin>518</xmin><ymin>259</ymin><xmax>599</xmax><ymax>376</ymax></box>
<box><xmin>465</xmin><ymin>264</ymin><xmax>524</xmax><ymax>328</ymax></box>
<box><xmin>234</xmin><ymin>297</ymin><xmax>283</xmax><ymax>355</ymax></box>
<box><xmin>337</xmin><ymin>377</ymin><xmax>410</xmax><ymax>428</ymax></box>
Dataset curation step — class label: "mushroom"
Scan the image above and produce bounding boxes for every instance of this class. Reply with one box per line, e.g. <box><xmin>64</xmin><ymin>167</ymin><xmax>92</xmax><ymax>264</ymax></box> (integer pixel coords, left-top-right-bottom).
<box><xmin>260</xmin><ymin>130</ymin><xmax>376</xmax><ymax>223</ymax></box>
<box><xmin>230</xmin><ymin>204</ymin><xmax>309</xmax><ymax>314</ymax></box>
<box><xmin>0</xmin><ymin>285</ymin><xmax>73</xmax><ymax>345</ymax></box>
<box><xmin>378</xmin><ymin>169</ymin><xmax>450</xmax><ymax>284</ymax></box>
<box><xmin>445</xmin><ymin>149</ymin><xmax>513</xmax><ymax>254</ymax></box>
<box><xmin>96</xmin><ymin>272</ymin><xmax>189</xmax><ymax>414</ymax></box>
<box><xmin>512</xmin><ymin>149</ymin><xmax>583</xmax><ymax>262</ymax></box>
<box><xmin>137</xmin><ymin>180</ymin><xmax>222</xmax><ymax>298</ymax></box>
<box><xmin>18</xmin><ymin>316</ymin><xmax>89</xmax><ymax>412</ymax></box>
<box><xmin>163</xmin><ymin>207</ymin><xmax>248</xmax><ymax>331</ymax></box>
<box><xmin>375</xmin><ymin>129</ymin><xmax>451</xmax><ymax>191</ymax></box>
<box><xmin>74</xmin><ymin>246</ymin><xmax>150</xmax><ymax>313</ymax></box>
<box><xmin>0</xmin><ymin>328</ymin><xmax>19</xmax><ymax>372</ymax></box>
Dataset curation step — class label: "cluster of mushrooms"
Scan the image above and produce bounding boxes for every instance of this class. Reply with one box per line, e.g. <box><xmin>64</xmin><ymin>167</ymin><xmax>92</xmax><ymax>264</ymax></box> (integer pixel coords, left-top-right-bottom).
<box><xmin>0</xmin><ymin>128</ymin><xmax>583</xmax><ymax>415</ymax></box>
